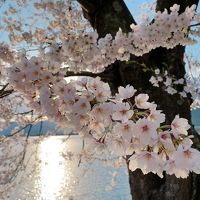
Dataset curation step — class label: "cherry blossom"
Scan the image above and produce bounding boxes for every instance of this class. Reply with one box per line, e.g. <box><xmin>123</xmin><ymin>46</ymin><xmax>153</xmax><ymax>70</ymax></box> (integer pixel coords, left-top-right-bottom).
<box><xmin>115</xmin><ymin>85</ymin><xmax>137</xmax><ymax>102</ymax></box>
<box><xmin>134</xmin><ymin>118</ymin><xmax>158</xmax><ymax>147</ymax></box>
<box><xmin>113</xmin><ymin>120</ymin><xmax>135</xmax><ymax>142</ymax></box>
<box><xmin>148</xmin><ymin>107</ymin><xmax>166</xmax><ymax>125</ymax></box>
<box><xmin>129</xmin><ymin>151</ymin><xmax>164</xmax><ymax>178</ymax></box>
<box><xmin>149</xmin><ymin>67</ymin><xmax>200</xmax><ymax>105</ymax></box>
<box><xmin>7</xmin><ymin>67</ymin><xmax>200</xmax><ymax>178</ymax></box>
<box><xmin>158</xmin><ymin>131</ymin><xmax>176</xmax><ymax>154</ymax></box>
<box><xmin>135</xmin><ymin>94</ymin><xmax>151</xmax><ymax>109</ymax></box>
<box><xmin>171</xmin><ymin>115</ymin><xmax>191</xmax><ymax>137</ymax></box>
<box><xmin>166</xmin><ymin>145</ymin><xmax>200</xmax><ymax>177</ymax></box>
<box><xmin>112</xmin><ymin>102</ymin><xmax>133</xmax><ymax>122</ymax></box>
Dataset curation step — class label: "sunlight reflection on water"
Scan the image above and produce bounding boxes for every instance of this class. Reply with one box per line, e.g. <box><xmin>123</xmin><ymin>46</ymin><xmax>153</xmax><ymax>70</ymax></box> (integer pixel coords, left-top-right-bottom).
<box><xmin>39</xmin><ymin>137</ymin><xmax>69</xmax><ymax>200</ymax></box>
<box><xmin>10</xmin><ymin>136</ymin><xmax>131</xmax><ymax>200</ymax></box>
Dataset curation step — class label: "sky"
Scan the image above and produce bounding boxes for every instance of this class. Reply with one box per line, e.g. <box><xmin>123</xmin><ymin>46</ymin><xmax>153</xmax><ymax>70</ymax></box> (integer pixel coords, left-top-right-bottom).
<box><xmin>124</xmin><ymin>0</ymin><xmax>156</xmax><ymax>22</ymax></box>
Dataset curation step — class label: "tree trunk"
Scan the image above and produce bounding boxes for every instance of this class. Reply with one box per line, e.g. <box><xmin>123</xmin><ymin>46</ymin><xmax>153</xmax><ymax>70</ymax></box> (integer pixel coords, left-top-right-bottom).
<box><xmin>77</xmin><ymin>0</ymin><xmax>200</xmax><ymax>199</ymax></box>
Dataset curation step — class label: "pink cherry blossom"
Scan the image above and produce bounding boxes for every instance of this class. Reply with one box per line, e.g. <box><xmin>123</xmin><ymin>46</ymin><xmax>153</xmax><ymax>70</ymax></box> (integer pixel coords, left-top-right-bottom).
<box><xmin>135</xmin><ymin>118</ymin><xmax>158</xmax><ymax>147</ymax></box>
<box><xmin>115</xmin><ymin>85</ymin><xmax>137</xmax><ymax>102</ymax></box>
<box><xmin>135</xmin><ymin>94</ymin><xmax>151</xmax><ymax>109</ymax></box>
<box><xmin>113</xmin><ymin>120</ymin><xmax>135</xmax><ymax>142</ymax></box>
<box><xmin>129</xmin><ymin>151</ymin><xmax>164</xmax><ymax>178</ymax></box>
<box><xmin>158</xmin><ymin>131</ymin><xmax>175</xmax><ymax>153</ymax></box>
<box><xmin>166</xmin><ymin>145</ymin><xmax>200</xmax><ymax>178</ymax></box>
<box><xmin>147</xmin><ymin>109</ymin><xmax>165</xmax><ymax>125</ymax></box>
<box><xmin>108</xmin><ymin>136</ymin><xmax>128</xmax><ymax>156</ymax></box>
<box><xmin>112</xmin><ymin>102</ymin><xmax>133</xmax><ymax>122</ymax></box>
<box><xmin>171</xmin><ymin>115</ymin><xmax>190</xmax><ymax>137</ymax></box>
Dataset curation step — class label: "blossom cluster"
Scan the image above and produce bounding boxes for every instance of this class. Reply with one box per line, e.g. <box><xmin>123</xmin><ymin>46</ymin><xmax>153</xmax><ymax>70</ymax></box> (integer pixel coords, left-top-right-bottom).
<box><xmin>185</xmin><ymin>75</ymin><xmax>200</xmax><ymax>108</ymax></box>
<box><xmin>41</xmin><ymin>4</ymin><xmax>198</xmax><ymax>73</ymax></box>
<box><xmin>149</xmin><ymin>68</ymin><xmax>200</xmax><ymax>108</ymax></box>
<box><xmin>149</xmin><ymin>69</ymin><xmax>187</xmax><ymax>96</ymax></box>
<box><xmin>5</xmin><ymin>3</ymin><xmax>200</xmax><ymax>179</ymax></box>
<box><xmin>0</xmin><ymin>0</ymin><xmax>89</xmax><ymax>48</ymax></box>
<box><xmin>9</xmin><ymin>57</ymin><xmax>200</xmax><ymax>178</ymax></box>
<box><xmin>4</xmin><ymin>4</ymin><xmax>197</xmax><ymax>74</ymax></box>
<box><xmin>1</xmin><ymin>4</ymin><xmax>199</xmax><ymax>75</ymax></box>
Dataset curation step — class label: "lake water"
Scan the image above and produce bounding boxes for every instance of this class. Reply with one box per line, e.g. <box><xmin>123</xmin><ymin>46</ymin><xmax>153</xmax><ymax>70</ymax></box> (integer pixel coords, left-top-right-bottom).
<box><xmin>1</xmin><ymin>109</ymin><xmax>200</xmax><ymax>200</ymax></box>
<box><xmin>7</xmin><ymin>136</ymin><xmax>131</xmax><ymax>200</ymax></box>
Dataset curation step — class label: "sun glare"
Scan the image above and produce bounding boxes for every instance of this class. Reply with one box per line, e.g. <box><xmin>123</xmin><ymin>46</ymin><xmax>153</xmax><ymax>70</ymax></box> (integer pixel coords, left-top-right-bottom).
<box><xmin>39</xmin><ymin>137</ymin><xmax>70</xmax><ymax>200</ymax></box>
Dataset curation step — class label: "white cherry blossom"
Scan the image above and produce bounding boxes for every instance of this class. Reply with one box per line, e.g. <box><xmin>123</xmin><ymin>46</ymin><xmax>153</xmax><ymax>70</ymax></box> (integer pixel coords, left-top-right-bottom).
<box><xmin>166</xmin><ymin>145</ymin><xmax>200</xmax><ymax>177</ymax></box>
<box><xmin>135</xmin><ymin>94</ymin><xmax>151</xmax><ymax>109</ymax></box>
<box><xmin>171</xmin><ymin>115</ymin><xmax>190</xmax><ymax>137</ymax></box>
<box><xmin>108</xmin><ymin>136</ymin><xmax>128</xmax><ymax>156</ymax></box>
<box><xmin>112</xmin><ymin>102</ymin><xmax>133</xmax><ymax>122</ymax></box>
<box><xmin>129</xmin><ymin>151</ymin><xmax>164</xmax><ymax>178</ymax></box>
<box><xmin>135</xmin><ymin>118</ymin><xmax>158</xmax><ymax>147</ymax></box>
<box><xmin>115</xmin><ymin>85</ymin><xmax>137</xmax><ymax>102</ymax></box>
<box><xmin>158</xmin><ymin>131</ymin><xmax>176</xmax><ymax>153</ymax></box>
<box><xmin>113</xmin><ymin>120</ymin><xmax>135</xmax><ymax>142</ymax></box>
<box><xmin>147</xmin><ymin>109</ymin><xmax>165</xmax><ymax>125</ymax></box>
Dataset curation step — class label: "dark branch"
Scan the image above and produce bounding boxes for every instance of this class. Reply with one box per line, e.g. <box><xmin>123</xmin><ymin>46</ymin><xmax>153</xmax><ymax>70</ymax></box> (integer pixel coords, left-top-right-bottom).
<box><xmin>63</xmin><ymin>66</ymin><xmax>118</xmax><ymax>83</ymax></box>
<box><xmin>0</xmin><ymin>83</ymin><xmax>14</xmax><ymax>98</ymax></box>
<box><xmin>64</xmin><ymin>70</ymin><xmax>101</xmax><ymax>78</ymax></box>
<box><xmin>190</xmin><ymin>23</ymin><xmax>200</xmax><ymax>27</ymax></box>
<box><xmin>15</xmin><ymin>110</ymin><xmax>33</xmax><ymax>115</ymax></box>
<box><xmin>0</xmin><ymin>89</ymin><xmax>14</xmax><ymax>98</ymax></box>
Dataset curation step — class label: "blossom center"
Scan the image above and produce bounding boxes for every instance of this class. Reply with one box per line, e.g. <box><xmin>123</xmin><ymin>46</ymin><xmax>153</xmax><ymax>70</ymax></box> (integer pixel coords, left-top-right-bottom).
<box><xmin>124</xmin><ymin>124</ymin><xmax>130</xmax><ymax>131</ymax></box>
<box><xmin>145</xmin><ymin>153</ymin><xmax>152</xmax><ymax>160</ymax></box>
<box><xmin>184</xmin><ymin>150</ymin><xmax>192</xmax><ymax>159</ymax></box>
<box><xmin>161</xmin><ymin>133</ymin><xmax>168</xmax><ymax>140</ymax></box>
<box><xmin>80</xmin><ymin>103</ymin><xmax>87</xmax><ymax>108</ymax></box>
<box><xmin>142</xmin><ymin>125</ymin><xmax>149</xmax><ymax>133</ymax></box>
<box><xmin>120</xmin><ymin>109</ymin><xmax>127</xmax><ymax>115</ymax></box>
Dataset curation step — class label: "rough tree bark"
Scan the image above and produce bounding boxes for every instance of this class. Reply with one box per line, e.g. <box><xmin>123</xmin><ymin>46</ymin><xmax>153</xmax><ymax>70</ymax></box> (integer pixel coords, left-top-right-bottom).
<box><xmin>77</xmin><ymin>0</ymin><xmax>200</xmax><ymax>199</ymax></box>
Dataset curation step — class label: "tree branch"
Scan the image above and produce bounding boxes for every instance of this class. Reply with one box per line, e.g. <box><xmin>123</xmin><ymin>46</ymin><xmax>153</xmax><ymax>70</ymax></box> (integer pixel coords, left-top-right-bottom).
<box><xmin>190</xmin><ymin>22</ymin><xmax>200</xmax><ymax>27</ymax></box>
<box><xmin>63</xmin><ymin>67</ymin><xmax>118</xmax><ymax>83</ymax></box>
<box><xmin>64</xmin><ymin>70</ymin><xmax>101</xmax><ymax>78</ymax></box>
<box><xmin>0</xmin><ymin>83</ymin><xmax>14</xmax><ymax>98</ymax></box>
<box><xmin>0</xmin><ymin>89</ymin><xmax>14</xmax><ymax>98</ymax></box>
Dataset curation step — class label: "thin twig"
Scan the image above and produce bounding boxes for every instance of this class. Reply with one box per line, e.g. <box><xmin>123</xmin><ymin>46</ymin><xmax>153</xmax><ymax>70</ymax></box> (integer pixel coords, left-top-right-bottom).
<box><xmin>63</xmin><ymin>70</ymin><xmax>101</xmax><ymax>78</ymax></box>
<box><xmin>78</xmin><ymin>139</ymin><xmax>85</xmax><ymax>167</ymax></box>
<box><xmin>39</xmin><ymin>121</ymin><xmax>43</xmax><ymax>136</ymax></box>
<box><xmin>190</xmin><ymin>23</ymin><xmax>200</xmax><ymax>27</ymax></box>
<box><xmin>15</xmin><ymin>110</ymin><xmax>33</xmax><ymax>115</ymax></box>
